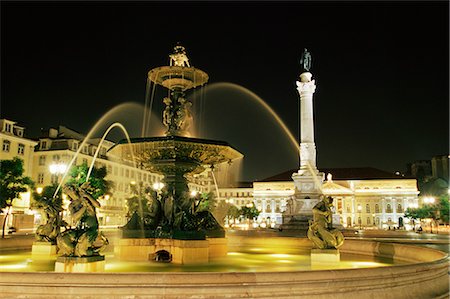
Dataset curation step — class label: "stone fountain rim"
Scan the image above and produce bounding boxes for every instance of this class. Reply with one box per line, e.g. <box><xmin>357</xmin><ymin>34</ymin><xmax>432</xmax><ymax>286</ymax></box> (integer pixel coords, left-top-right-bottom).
<box><xmin>0</xmin><ymin>240</ymin><xmax>448</xmax><ymax>298</ymax></box>
<box><xmin>110</xmin><ymin>135</ymin><xmax>244</xmax><ymax>157</ymax></box>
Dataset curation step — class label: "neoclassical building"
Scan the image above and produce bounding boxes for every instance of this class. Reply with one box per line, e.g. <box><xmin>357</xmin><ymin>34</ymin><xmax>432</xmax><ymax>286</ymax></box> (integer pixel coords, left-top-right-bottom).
<box><xmin>219</xmin><ymin>167</ymin><xmax>420</xmax><ymax>230</ymax></box>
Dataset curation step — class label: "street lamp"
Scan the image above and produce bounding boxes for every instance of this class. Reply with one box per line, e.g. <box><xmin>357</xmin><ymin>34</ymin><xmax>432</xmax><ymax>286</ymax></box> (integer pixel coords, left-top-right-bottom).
<box><xmin>423</xmin><ymin>197</ymin><xmax>435</xmax><ymax>204</ymax></box>
<box><xmin>36</xmin><ymin>187</ymin><xmax>43</xmax><ymax>194</ymax></box>
<box><xmin>153</xmin><ymin>182</ymin><xmax>164</xmax><ymax>191</ymax></box>
<box><xmin>49</xmin><ymin>163</ymin><xmax>67</xmax><ymax>175</ymax></box>
<box><xmin>49</xmin><ymin>163</ymin><xmax>67</xmax><ymax>184</ymax></box>
<box><xmin>357</xmin><ymin>205</ymin><xmax>362</xmax><ymax>230</ymax></box>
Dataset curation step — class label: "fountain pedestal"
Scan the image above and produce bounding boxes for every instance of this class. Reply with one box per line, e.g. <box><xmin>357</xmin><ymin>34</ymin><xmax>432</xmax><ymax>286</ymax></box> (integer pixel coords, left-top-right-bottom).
<box><xmin>54</xmin><ymin>255</ymin><xmax>105</xmax><ymax>272</ymax></box>
<box><xmin>32</xmin><ymin>241</ymin><xmax>57</xmax><ymax>256</ymax></box>
<box><xmin>115</xmin><ymin>237</ymin><xmax>227</xmax><ymax>264</ymax></box>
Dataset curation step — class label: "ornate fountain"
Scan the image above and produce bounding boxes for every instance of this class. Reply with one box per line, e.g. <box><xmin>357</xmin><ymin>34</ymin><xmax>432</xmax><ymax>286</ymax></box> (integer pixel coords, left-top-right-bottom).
<box><xmin>109</xmin><ymin>45</ymin><xmax>243</xmax><ymax>263</ymax></box>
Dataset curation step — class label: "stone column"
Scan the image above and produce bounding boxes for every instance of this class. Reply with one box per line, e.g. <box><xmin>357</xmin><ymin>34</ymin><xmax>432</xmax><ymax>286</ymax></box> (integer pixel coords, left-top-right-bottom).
<box><xmin>297</xmin><ymin>72</ymin><xmax>318</xmax><ymax>173</ymax></box>
<box><xmin>281</xmin><ymin>71</ymin><xmax>324</xmax><ymax>232</ymax></box>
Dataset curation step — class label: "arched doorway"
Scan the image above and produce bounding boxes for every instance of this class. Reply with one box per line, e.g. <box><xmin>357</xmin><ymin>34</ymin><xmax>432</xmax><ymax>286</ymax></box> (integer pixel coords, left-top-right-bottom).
<box><xmin>346</xmin><ymin>217</ymin><xmax>352</xmax><ymax>227</ymax></box>
<box><xmin>398</xmin><ymin>217</ymin><xmax>404</xmax><ymax>228</ymax></box>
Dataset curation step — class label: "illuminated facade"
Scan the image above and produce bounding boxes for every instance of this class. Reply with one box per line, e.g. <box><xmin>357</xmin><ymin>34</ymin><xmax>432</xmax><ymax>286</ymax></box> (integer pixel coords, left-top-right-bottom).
<box><xmin>0</xmin><ymin>119</ymin><xmax>38</xmax><ymax>230</ymax></box>
<box><xmin>218</xmin><ymin>167</ymin><xmax>420</xmax><ymax>230</ymax></box>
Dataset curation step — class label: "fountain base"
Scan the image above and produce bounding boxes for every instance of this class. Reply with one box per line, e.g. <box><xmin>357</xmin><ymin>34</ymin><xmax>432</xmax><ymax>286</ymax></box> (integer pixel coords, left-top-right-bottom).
<box><xmin>115</xmin><ymin>237</ymin><xmax>227</xmax><ymax>264</ymax></box>
<box><xmin>32</xmin><ymin>241</ymin><xmax>57</xmax><ymax>256</ymax></box>
<box><xmin>311</xmin><ymin>248</ymin><xmax>340</xmax><ymax>263</ymax></box>
<box><xmin>54</xmin><ymin>255</ymin><xmax>105</xmax><ymax>273</ymax></box>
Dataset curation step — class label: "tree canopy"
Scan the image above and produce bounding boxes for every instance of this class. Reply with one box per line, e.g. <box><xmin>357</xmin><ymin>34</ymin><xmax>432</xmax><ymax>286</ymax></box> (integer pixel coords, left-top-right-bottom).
<box><xmin>0</xmin><ymin>158</ymin><xmax>34</xmax><ymax>211</ymax></box>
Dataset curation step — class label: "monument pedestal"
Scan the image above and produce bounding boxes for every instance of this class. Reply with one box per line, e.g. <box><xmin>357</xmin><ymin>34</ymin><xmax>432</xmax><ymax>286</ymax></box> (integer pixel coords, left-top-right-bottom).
<box><xmin>54</xmin><ymin>255</ymin><xmax>105</xmax><ymax>273</ymax></box>
<box><xmin>32</xmin><ymin>241</ymin><xmax>57</xmax><ymax>256</ymax></box>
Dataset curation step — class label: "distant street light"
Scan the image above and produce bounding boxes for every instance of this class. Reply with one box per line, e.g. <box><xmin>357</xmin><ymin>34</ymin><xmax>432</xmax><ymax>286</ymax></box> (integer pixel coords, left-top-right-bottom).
<box><xmin>49</xmin><ymin>163</ymin><xmax>67</xmax><ymax>174</ymax></box>
<box><xmin>153</xmin><ymin>182</ymin><xmax>164</xmax><ymax>191</ymax></box>
<box><xmin>36</xmin><ymin>187</ymin><xmax>43</xmax><ymax>194</ymax></box>
<box><xmin>423</xmin><ymin>197</ymin><xmax>435</xmax><ymax>204</ymax></box>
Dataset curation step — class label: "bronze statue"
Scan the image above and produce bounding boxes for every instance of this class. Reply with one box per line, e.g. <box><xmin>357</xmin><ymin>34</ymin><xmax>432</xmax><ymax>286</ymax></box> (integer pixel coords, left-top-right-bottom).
<box><xmin>307</xmin><ymin>196</ymin><xmax>344</xmax><ymax>249</ymax></box>
<box><xmin>57</xmin><ymin>182</ymin><xmax>108</xmax><ymax>257</ymax></box>
<box><xmin>300</xmin><ymin>48</ymin><xmax>312</xmax><ymax>72</ymax></box>
<box><xmin>32</xmin><ymin>194</ymin><xmax>66</xmax><ymax>244</ymax></box>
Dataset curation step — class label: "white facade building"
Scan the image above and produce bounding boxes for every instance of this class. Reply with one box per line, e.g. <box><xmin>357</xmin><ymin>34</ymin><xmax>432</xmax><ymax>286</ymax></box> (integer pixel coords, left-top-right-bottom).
<box><xmin>0</xmin><ymin>119</ymin><xmax>38</xmax><ymax>230</ymax></box>
<box><xmin>216</xmin><ymin>167</ymin><xmax>420</xmax><ymax>230</ymax></box>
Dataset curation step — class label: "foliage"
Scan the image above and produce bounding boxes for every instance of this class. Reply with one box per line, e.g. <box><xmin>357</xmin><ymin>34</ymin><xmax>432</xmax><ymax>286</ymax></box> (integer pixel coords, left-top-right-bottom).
<box><xmin>240</xmin><ymin>203</ymin><xmax>260</xmax><ymax>220</ymax></box>
<box><xmin>0</xmin><ymin>158</ymin><xmax>34</xmax><ymax>211</ymax></box>
<box><xmin>212</xmin><ymin>200</ymin><xmax>233</xmax><ymax>225</ymax></box>
<box><xmin>404</xmin><ymin>196</ymin><xmax>450</xmax><ymax>225</ymax></box>
<box><xmin>404</xmin><ymin>205</ymin><xmax>433</xmax><ymax>221</ymax></box>
<box><xmin>65</xmin><ymin>163</ymin><xmax>112</xmax><ymax>199</ymax></box>
<box><xmin>227</xmin><ymin>205</ymin><xmax>241</xmax><ymax>219</ymax></box>
<box><xmin>437</xmin><ymin>195</ymin><xmax>449</xmax><ymax>224</ymax></box>
<box><xmin>0</xmin><ymin>158</ymin><xmax>34</xmax><ymax>238</ymax></box>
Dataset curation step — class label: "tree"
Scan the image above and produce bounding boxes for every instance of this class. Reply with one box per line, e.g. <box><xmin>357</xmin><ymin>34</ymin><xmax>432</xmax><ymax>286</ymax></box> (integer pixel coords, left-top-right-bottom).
<box><xmin>0</xmin><ymin>158</ymin><xmax>34</xmax><ymax>238</ymax></box>
<box><xmin>65</xmin><ymin>163</ymin><xmax>112</xmax><ymax>199</ymax></box>
<box><xmin>437</xmin><ymin>195</ymin><xmax>450</xmax><ymax>224</ymax></box>
<box><xmin>240</xmin><ymin>204</ymin><xmax>260</xmax><ymax>221</ymax></box>
<box><xmin>404</xmin><ymin>205</ymin><xmax>434</xmax><ymax>231</ymax></box>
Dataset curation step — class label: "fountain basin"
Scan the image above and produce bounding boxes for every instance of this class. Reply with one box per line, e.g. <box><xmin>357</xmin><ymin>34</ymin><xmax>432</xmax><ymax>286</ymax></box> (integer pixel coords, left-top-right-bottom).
<box><xmin>0</xmin><ymin>239</ymin><xmax>448</xmax><ymax>298</ymax></box>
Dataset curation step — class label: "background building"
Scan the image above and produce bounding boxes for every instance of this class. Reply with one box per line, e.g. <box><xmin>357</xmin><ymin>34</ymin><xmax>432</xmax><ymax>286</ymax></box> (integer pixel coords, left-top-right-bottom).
<box><xmin>216</xmin><ymin>167</ymin><xmax>420</xmax><ymax>230</ymax></box>
<box><xmin>0</xmin><ymin>119</ymin><xmax>38</xmax><ymax>231</ymax></box>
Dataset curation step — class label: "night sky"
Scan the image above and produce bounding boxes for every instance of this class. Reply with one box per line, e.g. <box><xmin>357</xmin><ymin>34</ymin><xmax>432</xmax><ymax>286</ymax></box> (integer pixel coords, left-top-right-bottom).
<box><xmin>2</xmin><ymin>1</ymin><xmax>448</xmax><ymax>181</ymax></box>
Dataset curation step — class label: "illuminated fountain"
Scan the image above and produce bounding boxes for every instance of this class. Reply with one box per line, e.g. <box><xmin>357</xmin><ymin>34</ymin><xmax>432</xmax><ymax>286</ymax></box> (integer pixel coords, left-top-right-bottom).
<box><xmin>0</xmin><ymin>45</ymin><xmax>448</xmax><ymax>298</ymax></box>
<box><xmin>108</xmin><ymin>44</ymin><xmax>243</xmax><ymax>264</ymax></box>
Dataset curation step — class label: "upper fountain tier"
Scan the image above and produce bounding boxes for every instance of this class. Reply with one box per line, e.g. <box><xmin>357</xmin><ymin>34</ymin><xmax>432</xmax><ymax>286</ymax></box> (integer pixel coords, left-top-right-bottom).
<box><xmin>148</xmin><ymin>44</ymin><xmax>209</xmax><ymax>91</ymax></box>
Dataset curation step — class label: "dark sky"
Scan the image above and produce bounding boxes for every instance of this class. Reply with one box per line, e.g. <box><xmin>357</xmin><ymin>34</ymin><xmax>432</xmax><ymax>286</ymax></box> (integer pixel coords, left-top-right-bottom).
<box><xmin>1</xmin><ymin>1</ymin><xmax>449</xmax><ymax>181</ymax></box>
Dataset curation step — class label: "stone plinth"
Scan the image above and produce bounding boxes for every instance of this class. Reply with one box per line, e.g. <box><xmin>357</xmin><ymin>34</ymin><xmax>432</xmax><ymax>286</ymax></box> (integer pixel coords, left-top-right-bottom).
<box><xmin>115</xmin><ymin>238</ymin><xmax>217</xmax><ymax>264</ymax></box>
<box><xmin>32</xmin><ymin>241</ymin><xmax>57</xmax><ymax>256</ymax></box>
<box><xmin>54</xmin><ymin>255</ymin><xmax>105</xmax><ymax>273</ymax></box>
<box><xmin>207</xmin><ymin>237</ymin><xmax>227</xmax><ymax>259</ymax></box>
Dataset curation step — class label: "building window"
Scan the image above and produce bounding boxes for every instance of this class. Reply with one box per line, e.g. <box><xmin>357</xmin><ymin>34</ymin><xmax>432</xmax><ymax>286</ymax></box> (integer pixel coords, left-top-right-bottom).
<box><xmin>125</xmin><ymin>169</ymin><xmax>129</xmax><ymax>178</ymax></box>
<box><xmin>365</xmin><ymin>204</ymin><xmax>370</xmax><ymax>213</ymax></box>
<box><xmin>53</xmin><ymin>154</ymin><xmax>60</xmax><ymax>161</ymax></box>
<box><xmin>107</xmin><ymin>165</ymin><xmax>112</xmax><ymax>174</ymax></box>
<box><xmin>275</xmin><ymin>205</ymin><xmax>281</xmax><ymax>213</ymax></box>
<box><xmin>376</xmin><ymin>217</ymin><xmax>380</xmax><ymax>225</ymax></box>
<box><xmin>114</xmin><ymin>167</ymin><xmax>118</xmax><ymax>176</ymax></box>
<box><xmin>358</xmin><ymin>217</ymin><xmax>361</xmax><ymax>224</ymax></box>
<box><xmin>82</xmin><ymin>158</ymin><xmax>88</xmax><ymax>165</ymax></box>
<box><xmin>131</xmin><ymin>171</ymin><xmax>135</xmax><ymax>179</ymax></box>
<box><xmin>39</xmin><ymin>155</ymin><xmax>46</xmax><ymax>165</ymax></box>
<box><xmin>41</xmin><ymin>141</ymin><xmax>47</xmax><ymax>149</ymax></box>
<box><xmin>346</xmin><ymin>206</ymin><xmax>350</xmax><ymax>213</ymax></box>
<box><xmin>51</xmin><ymin>174</ymin><xmax>58</xmax><ymax>184</ymax></box>
<box><xmin>17</xmin><ymin>143</ymin><xmax>25</xmax><ymax>155</ymax></box>
<box><xmin>265</xmin><ymin>204</ymin><xmax>271</xmax><ymax>213</ymax></box>
<box><xmin>5</xmin><ymin>123</ymin><xmax>11</xmax><ymax>133</ymax></box>
<box><xmin>386</xmin><ymin>204</ymin><xmax>392</xmax><ymax>213</ymax></box>
<box><xmin>367</xmin><ymin>217</ymin><xmax>371</xmax><ymax>225</ymax></box>
<box><xmin>2</xmin><ymin>140</ymin><xmax>10</xmax><ymax>152</ymax></box>
<box><xmin>375</xmin><ymin>204</ymin><xmax>379</xmax><ymax>213</ymax></box>
<box><xmin>38</xmin><ymin>173</ymin><xmax>44</xmax><ymax>184</ymax></box>
<box><xmin>72</xmin><ymin>142</ymin><xmax>78</xmax><ymax>151</ymax></box>
<box><xmin>397</xmin><ymin>204</ymin><xmax>403</xmax><ymax>213</ymax></box>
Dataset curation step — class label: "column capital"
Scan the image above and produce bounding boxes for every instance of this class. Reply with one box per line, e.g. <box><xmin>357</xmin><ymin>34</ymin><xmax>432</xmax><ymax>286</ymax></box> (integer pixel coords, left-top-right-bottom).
<box><xmin>296</xmin><ymin>79</ymin><xmax>316</xmax><ymax>95</ymax></box>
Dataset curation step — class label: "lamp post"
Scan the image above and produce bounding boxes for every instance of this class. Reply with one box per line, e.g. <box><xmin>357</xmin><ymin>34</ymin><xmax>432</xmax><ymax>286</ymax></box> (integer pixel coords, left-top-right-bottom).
<box><xmin>357</xmin><ymin>205</ymin><xmax>362</xmax><ymax>230</ymax></box>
